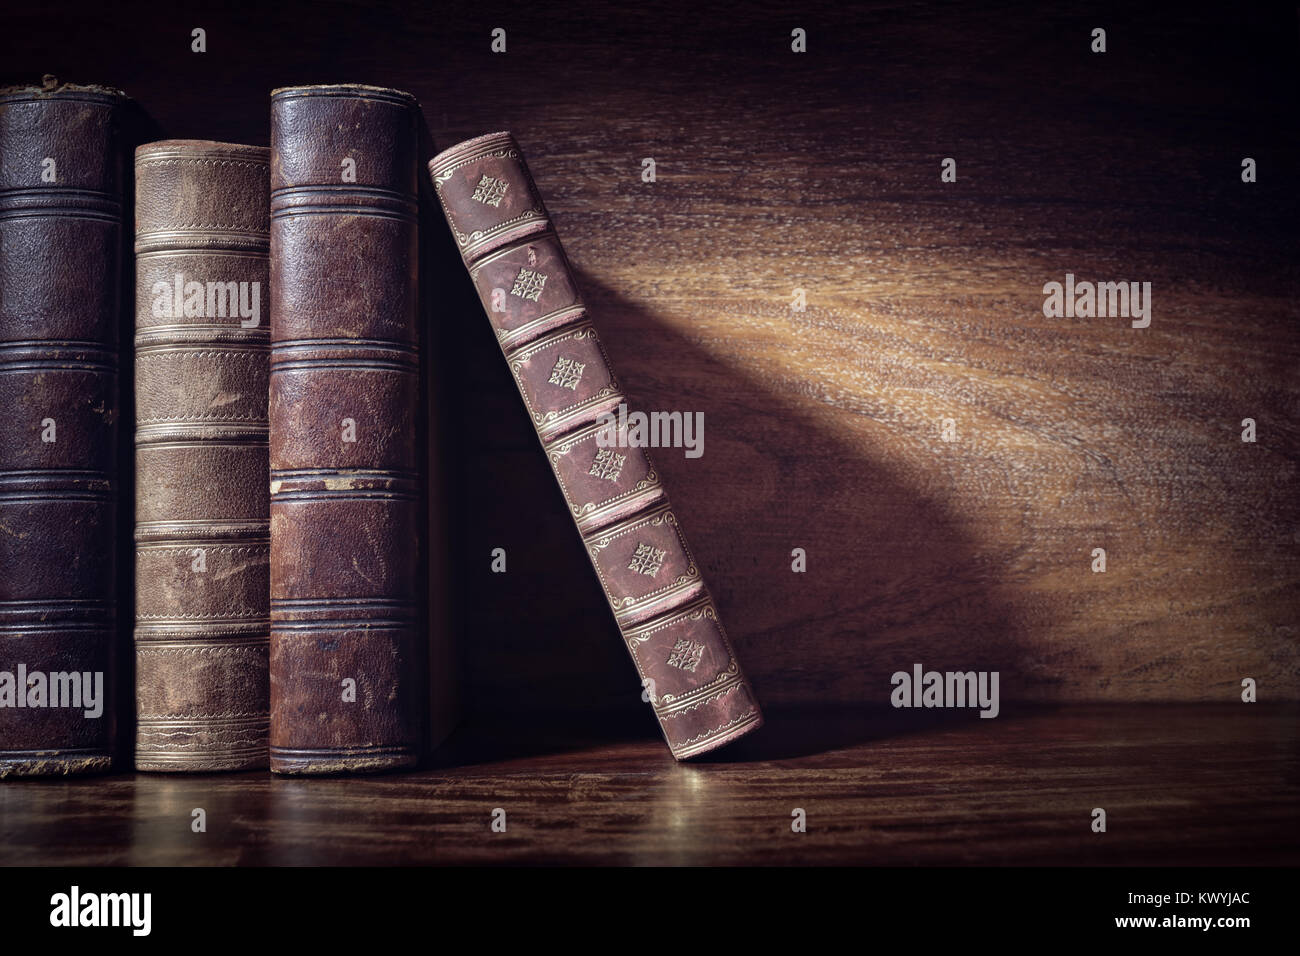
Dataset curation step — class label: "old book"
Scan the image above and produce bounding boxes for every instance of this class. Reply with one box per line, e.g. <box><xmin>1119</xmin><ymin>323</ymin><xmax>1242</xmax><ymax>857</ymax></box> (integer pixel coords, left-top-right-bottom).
<box><xmin>133</xmin><ymin>140</ymin><xmax>270</xmax><ymax>771</ymax></box>
<box><xmin>0</xmin><ymin>79</ymin><xmax>127</xmax><ymax>777</ymax></box>
<box><xmin>269</xmin><ymin>85</ymin><xmax>422</xmax><ymax>774</ymax></box>
<box><xmin>428</xmin><ymin>133</ymin><xmax>763</xmax><ymax>759</ymax></box>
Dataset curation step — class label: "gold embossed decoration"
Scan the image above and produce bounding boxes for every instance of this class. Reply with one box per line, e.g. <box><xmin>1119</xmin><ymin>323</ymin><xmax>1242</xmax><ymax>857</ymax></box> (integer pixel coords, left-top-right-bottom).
<box><xmin>628</xmin><ymin>542</ymin><xmax>667</xmax><ymax>577</ymax></box>
<box><xmin>471</xmin><ymin>172</ymin><xmax>509</xmax><ymax>207</ymax></box>
<box><xmin>588</xmin><ymin>448</ymin><xmax>627</xmax><ymax>482</ymax></box>
<box><xmin>510</xmin><ymin>266</ymin><xmax>548</xmax><ymax>301</ymax></box>
<box><xmin>548</xmin><ymin>355</ymin><xmax>586</xmax><ymax>390</ymax></box>
<box><xmin>666</xmin><ymin>639</ymin><xmax>706</xmax><ymax>673</ymax></box>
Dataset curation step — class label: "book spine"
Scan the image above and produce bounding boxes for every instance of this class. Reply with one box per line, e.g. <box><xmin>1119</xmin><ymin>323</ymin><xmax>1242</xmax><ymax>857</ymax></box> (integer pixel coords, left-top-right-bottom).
<box><xmin>0</xmin><ymin>83</ymin><xmax>126</xmax><ymax>777</ymax></box>
<box><xmin>269</xmin><ymin>85</ymin><xmax>422</xmax><ymax>774</ymax></box>
<box><xmin>133</xmin><ymin>140</ymin><xmax>271</xmax><ymax>771</ymax></box>
<box><xmin>428</xmin><ymin>133</ymin><xmax>763</xmax><ymax>759</ymax></box>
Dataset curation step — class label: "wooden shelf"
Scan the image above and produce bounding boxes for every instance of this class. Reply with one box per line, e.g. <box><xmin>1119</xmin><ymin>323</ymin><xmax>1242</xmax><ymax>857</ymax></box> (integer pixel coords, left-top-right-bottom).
<box><xmin>1</xmin><ymin>704</ymin><xmax>1294</xmax><ymax>865</ymax></box>
<box><xmin>2</xmin><ymin>3</ymin><xmax>1296</xmax><ymax>871</ymax></box>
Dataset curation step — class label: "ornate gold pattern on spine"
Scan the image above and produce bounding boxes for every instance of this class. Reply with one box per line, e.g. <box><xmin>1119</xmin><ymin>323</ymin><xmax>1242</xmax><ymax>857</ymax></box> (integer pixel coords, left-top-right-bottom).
<box><xmin>543</xmin><ymin>419</ymin><xmax>664</xmax><ymax>534</ymax></box>
<box><xmin>429</xmin><ymin>132</ymin><xmax>763</xmax><ymax>759</ymax></box>
<box><xmin>584</xmin><ymin>505</ymin><xmax>702</xmax><ymax>625</ymax></box>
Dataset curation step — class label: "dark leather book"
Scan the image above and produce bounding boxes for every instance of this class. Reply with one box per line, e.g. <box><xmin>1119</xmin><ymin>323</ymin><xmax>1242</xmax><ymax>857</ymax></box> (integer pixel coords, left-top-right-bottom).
<box><xmin>0</xmin><ymin>79</ymin><xmax>127</xmax><ymax>777</ymax></box>
<box><xmin>428</xmin><ymin>133</ymin><xmax>763</xmax><ymax>759</ymax></box>
<box><xmin>133</xmin><ymin>140</ymin><xmax>270</xmax><ymax>771</ymax></box>
<box><xmin>269</xmin><ymin>85</ymin><xmax>422</xmax><ymax>774</ymax></box>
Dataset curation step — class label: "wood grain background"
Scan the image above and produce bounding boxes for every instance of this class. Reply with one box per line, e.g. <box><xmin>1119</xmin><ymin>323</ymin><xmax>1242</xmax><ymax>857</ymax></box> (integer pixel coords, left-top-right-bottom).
<box><xmin>3</xmin><ymin>0</ymin><xmax>1297</xmax><ymax>727</ymax></box>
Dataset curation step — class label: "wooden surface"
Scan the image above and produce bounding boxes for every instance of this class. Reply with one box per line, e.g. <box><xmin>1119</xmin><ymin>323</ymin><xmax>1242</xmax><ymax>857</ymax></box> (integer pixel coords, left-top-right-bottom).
<box><xmin>2</xmin><ymin>2</ymin><xmax>1295</xmax><ymax>718</ymax></box>
<box><xmin>1</xmin><ymin>3</ymin><xmax>1297</xmax><ymax>867</ymax></box>
<box><xmin>0</xmin><ymin>704</ymin><xmax>1295</xmax><ymax>865</ymax></box>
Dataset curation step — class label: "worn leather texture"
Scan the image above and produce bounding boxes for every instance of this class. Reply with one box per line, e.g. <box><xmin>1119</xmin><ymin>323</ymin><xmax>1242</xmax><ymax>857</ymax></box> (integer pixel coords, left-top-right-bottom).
<box><xmin>429</xmin><ymin>133</ymin><xmax>763</xmax><ymax>759</ymax></box>
<box><xmin>133</xmin><ymin>140</ymin><xmax>270</xmax><ymax>771</ymax></box>
<box><xmin>0</xmin><ymin>82</ymin><xmax>126</xmax><ymax>777</ymax></box>
<box><xmin>269</xmin><ymin>85</ymin><xmax>421</xmax><ymax>774</ymax></box>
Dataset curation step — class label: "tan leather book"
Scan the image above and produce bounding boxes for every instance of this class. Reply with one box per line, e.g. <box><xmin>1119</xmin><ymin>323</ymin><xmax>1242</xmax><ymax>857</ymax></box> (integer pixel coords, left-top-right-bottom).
<box><xmin>0</xmin><ymin>79</ymin><xmax>128</xmax><ymax>777</ymax></box>
<box><xmin>268</xmin><ymin>85</ymin><xmax>422</xmax><ymax>774</ymax></box>
<box><xmin>429</xmin><ymin>133</ymin><xmax>763</xmax><ymax>759</ymax></box>
<box><xmin>133</xmin><ymin>140</ymin><xmax>271</xmax><ymax>771</ymax></box>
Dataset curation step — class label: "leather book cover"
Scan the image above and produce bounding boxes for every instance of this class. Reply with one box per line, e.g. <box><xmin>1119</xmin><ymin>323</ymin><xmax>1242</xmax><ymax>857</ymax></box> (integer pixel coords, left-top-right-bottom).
<box><xmin>428</xmin><ymin>133</ymin><xmax>763</xmax><ymax>759</ymax></box>
<box><xmin>133</xmin><ymin>140</ymin><xmax>270</xmax><ymax>771</ymax></box>
<box><xmin>269</xmin><ymin>85</ymin><xmax>422</xmax><ymax>774</ymax></box>
<box><xmin>0</xmin><ymin>79</ymin><xmax>127</xmax><ymax>777</ymax></box>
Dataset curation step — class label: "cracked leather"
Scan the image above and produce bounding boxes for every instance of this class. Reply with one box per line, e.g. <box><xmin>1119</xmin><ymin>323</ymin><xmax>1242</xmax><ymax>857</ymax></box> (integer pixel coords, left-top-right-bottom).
<box><xmin>133</xmin><ymin>139</ymin><xmax>270</xmax><ymax>771</ymax></box>
<box><xmin>268</xmin><ymin>85</ymin><xmax>421</xmax><ymax>774</ymax></box>
<box><xmin>0</xmin><ymin>82</ymin><xmax>127</xmax><ymax>777</ymax></box>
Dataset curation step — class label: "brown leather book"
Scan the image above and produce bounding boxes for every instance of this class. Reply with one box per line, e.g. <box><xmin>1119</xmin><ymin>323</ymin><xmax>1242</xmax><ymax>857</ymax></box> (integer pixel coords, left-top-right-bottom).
<box><xmin>133</xmin><ymin>140</ymin><xmax>270</xmax><ymax>771</ymax></box>
<box><xmin>0</xmin><ymin>79</ymin><xmax>127</xmax><ymax>777</ymax></box>
<box><xmin>269</xmin><ymin>85</ymin><xmax>422</xmax><ymax>774</ymax></box>
<box><xmin>428</xmin><ymin>134</ymin><xmax>763</xmax><ymax>759</ymax></box>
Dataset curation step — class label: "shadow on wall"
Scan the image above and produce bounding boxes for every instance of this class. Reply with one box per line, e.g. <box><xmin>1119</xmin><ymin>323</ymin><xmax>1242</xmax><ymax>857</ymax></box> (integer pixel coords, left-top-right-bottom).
<box><xmin>422</xmin><ymin>192</ymin><xmax>1047</xmax><ymax>765</ymax></box>
<box><xmin>574</xmin><ymin>269</ymin><xmax>1055</xmax><ymax>760</ymax></box>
